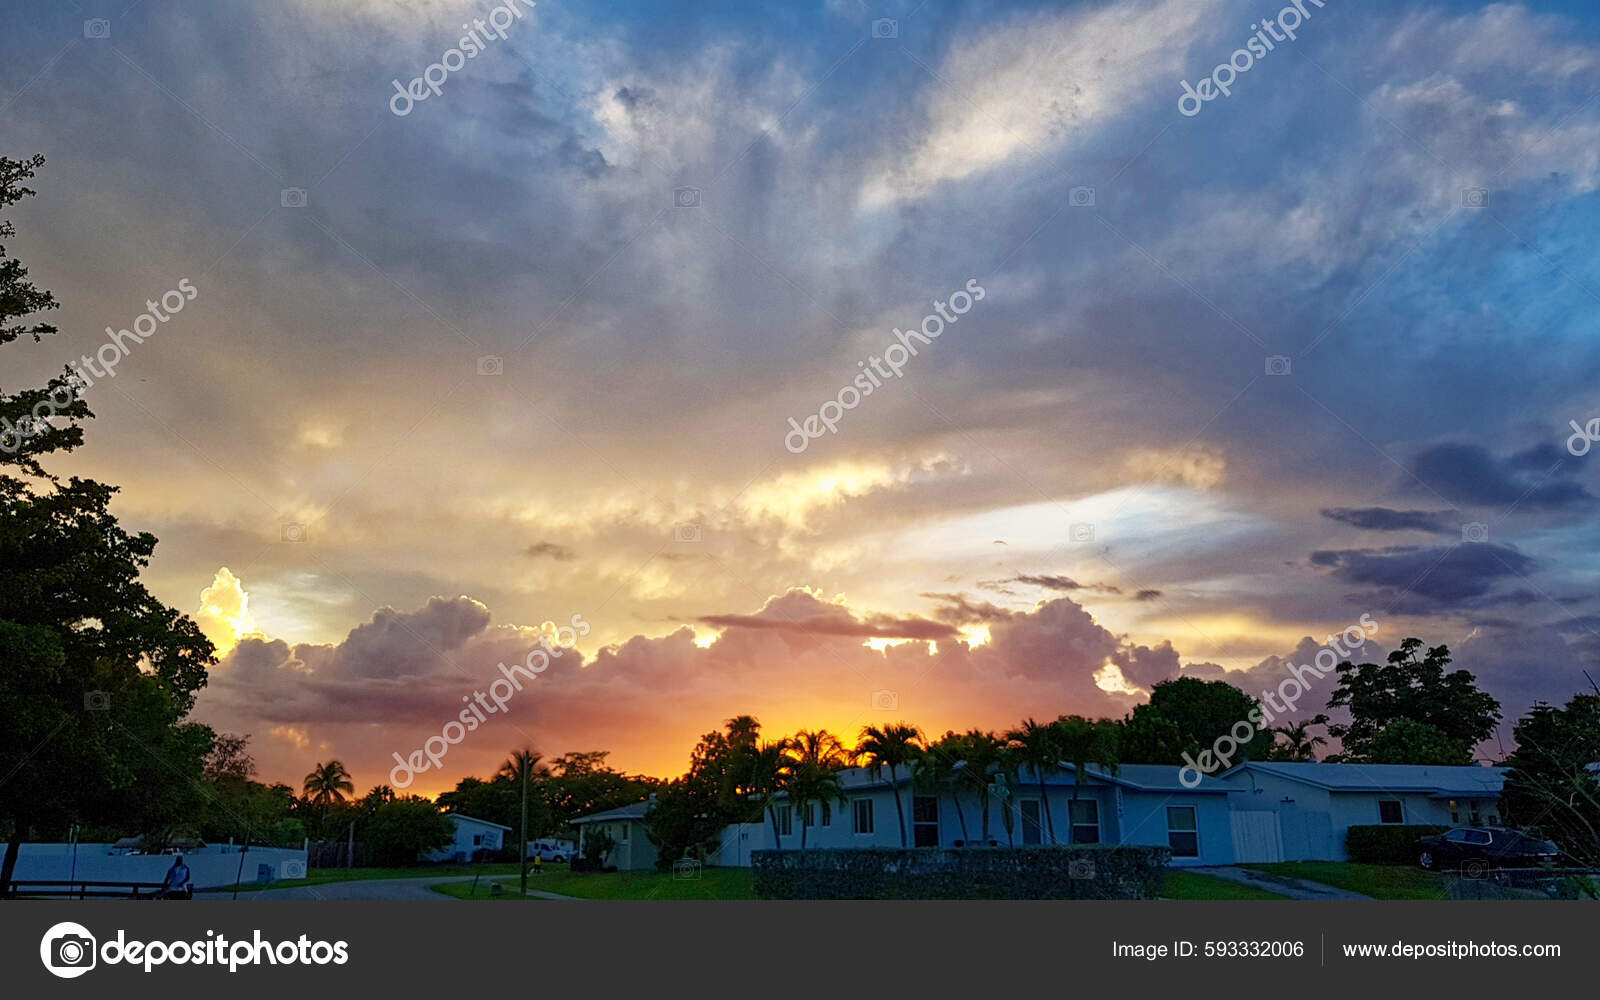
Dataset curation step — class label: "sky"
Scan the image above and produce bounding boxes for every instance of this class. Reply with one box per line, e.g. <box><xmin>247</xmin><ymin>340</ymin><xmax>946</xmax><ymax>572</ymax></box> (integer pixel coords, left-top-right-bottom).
<box><xmin>3</xmin><ymin>0</ymin><xmax>1600</xmax><ymax>796</ymax></box>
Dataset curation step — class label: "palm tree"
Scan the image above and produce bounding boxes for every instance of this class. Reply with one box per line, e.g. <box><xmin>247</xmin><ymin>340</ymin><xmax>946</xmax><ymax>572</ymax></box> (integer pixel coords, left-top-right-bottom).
<box><xmin>500</xmin><ymin>748</ymin><xmax>544</xmax><ymax>890</ymax></box>
<box><xmin>302</xmin><ymin>761</ymin><xmax>354</xmax><ymax>808</ymax></box>
<box><xmin>855</xmin><ymin>723</ymin><xmax>924</xmax><ymax>847</ymax></box>
<box><xmin>785</xmin><ymin>759</ymin><xmax>845</xmax><ymax>849</ymax></box>
<box><xmin>1006</xmin><ymin>718</ymin><xmax>1062</xmax><ymax>843</ymax></box>
<box><xmin>1053</xmin><ymin>716</ymin><xmax>1120</xmax><ymax>843</ymax></box>
<box><xmin>993</xmin><ymin>743</ymin><xmax>1022</xmax><ymax>845</ymax></box>
<box><xmin>725</xmin><ymin>714</ymin><xmax>761</xmax><ymax>749</ymax></box>
<box><xmin>302</xmin><ymin>760</ymin><xmax>354</xmax><ymax>836</ymax></box>
<box><xmin>920</xmin><ymin>732</ymin><xmax>970</xmax><ymax>843</ymax></box>
<box><xmin>498</xmin><ymin>748</ymin><xmax>546</xmax><ymax>783</ymax></box>
<box><xmin>1271</xmin><ymin>714</ymin><xmax>1329</xmax><ymax>761</ymax></box>
<box><xmin>745</xmin><ymin>740</ymin><xmax>793</xmax><ymax>853</ymax></box>
<box><xmin>956</xmin><ymin>730</ymin><xmax>1004</xmax><ymax>844</ymax></box>
<box><xmin>789</xmin><ymin>729</ymin><xmax>847</xmax><ymax>768</ymax></box>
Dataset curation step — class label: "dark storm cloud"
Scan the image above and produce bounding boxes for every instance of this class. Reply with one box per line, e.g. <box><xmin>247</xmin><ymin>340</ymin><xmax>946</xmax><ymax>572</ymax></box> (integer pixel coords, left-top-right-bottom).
<box><xmin>1407</xmin><ymin>443</ymin><xmax>1592</xmax><ymax>510</ymax></box>
<box><xmin>1320</xmin><ymin>507</ymin><xmax>1455</xmax><ymax>533</ymax></box>
<box><xmin>1309</xmin><ymin>543</ymin><xmax>1537</xmax><ymax>605</ymax></box>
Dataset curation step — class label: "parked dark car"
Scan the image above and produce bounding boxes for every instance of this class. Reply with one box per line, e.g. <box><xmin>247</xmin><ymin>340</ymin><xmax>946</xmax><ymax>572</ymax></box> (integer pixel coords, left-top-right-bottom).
<box><xmin>1418</xmin><ymin>827</ymin><xmax>1561</xmax><ymax>873</ymax></box>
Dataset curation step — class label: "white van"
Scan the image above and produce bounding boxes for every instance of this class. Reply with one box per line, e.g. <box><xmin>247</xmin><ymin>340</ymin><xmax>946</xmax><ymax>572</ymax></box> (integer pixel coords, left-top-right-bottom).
<box><xmin>526</xmin><ymin>838</ymin><xmax>575</xmax><ymax>862</ymax></box>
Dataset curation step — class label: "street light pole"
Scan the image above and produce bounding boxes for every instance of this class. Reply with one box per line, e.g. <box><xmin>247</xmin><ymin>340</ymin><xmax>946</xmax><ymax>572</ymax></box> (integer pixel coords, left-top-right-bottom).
<box><xmin>519</xmin><ymin>750</ymin><xmax>529</xmax><ymax>896</ymax></box>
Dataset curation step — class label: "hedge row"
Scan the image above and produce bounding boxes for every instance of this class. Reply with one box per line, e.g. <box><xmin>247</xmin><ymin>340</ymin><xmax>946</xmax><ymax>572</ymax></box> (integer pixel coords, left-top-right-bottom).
<box><xmin>1345</xmin><ymin>825</ymin><xmax>1449</xmax><ymax>865</ymax></box>
<box><xmin>751</xmin><ymin>845</ymin><xmax>1172</xmax><ymax>899</ymax></box>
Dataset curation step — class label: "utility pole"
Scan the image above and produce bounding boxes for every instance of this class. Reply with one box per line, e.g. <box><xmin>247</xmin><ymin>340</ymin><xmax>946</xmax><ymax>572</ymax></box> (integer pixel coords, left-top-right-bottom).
<box><xmin>519</xmin><ymin>750</ymin><xmax>530</xmax><ymax>896</ymax></box>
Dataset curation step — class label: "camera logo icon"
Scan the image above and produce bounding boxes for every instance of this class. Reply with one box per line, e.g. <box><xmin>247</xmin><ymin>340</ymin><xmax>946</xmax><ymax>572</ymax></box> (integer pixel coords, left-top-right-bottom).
<box><xmin>41</xmin><ymin>922</ymin><xmax>97</xmax><ymax>978</ymax></box>
<box><xmin>673</xmin><ymin>858</ymin><xmax>702</xmax><ymax>880</ymax></box>
<box><xmin>1068</xmin><ymin>858</ymin><xmax>1096</xmax><ymax>880</ymax></box>
<box><xmin>477</xmin><ymin>355</ymin><xmax>503</xmax><ymax>376</ymax></box>
<box><xmin>871</xmin><ymin>18</ymin><xmax>898</xmax><ymax>38</ymax></box>
<box><xmin>1068</xmin><ymin>186</ymin><xmax>1095</xmax><ymax>207</ymax></box>
<box><xmin>84</xmin><ymin>19</ymin><xmax>111</xmax><ymax>39</ymax></box>
<box><xmin>1265</xmin><ymin>354</ymin><xmax>1292</xmax><ymax>376</ymax></box>
<box><xmin>280</xmin><ymin>187</ymin><xmax>308</xmax><ymax>208</ymax></box>
<box><xmin>1461</xmin><ymin>522</ymin><xmax>1489</xmax><ymax>543</ymax></box>
<box><xmin>870</xmin><ymin>689</ymin><xmax>898</xmax><ymax>711</ymax></box>
<box><xmin>84</xmin><ymin>690</ymin><xmax>111</xmax><ymax>712</ymax></box>
<box><xmin>281</xmin><ymin>521</ymin><xmax>308</xmax><ymax>543</ymax></box>
<box><xmin>1462</xmin><ymin>187</ymin><xmax>1488</xmax><ymax>209</ymax></box>
<box><xmin>1069</xmin><ymin>522</ymin><xmax>1095</xmax><ymax>543</ymax></box>
<box><xmin>674</xmin><ymin>186</ymin><xmax>700</xmax><ymax>208</ymax></box>
<box><xmin>673</xmin><ymin>522</ymin><xmax>702</xmax><ymax>543</ymax></box>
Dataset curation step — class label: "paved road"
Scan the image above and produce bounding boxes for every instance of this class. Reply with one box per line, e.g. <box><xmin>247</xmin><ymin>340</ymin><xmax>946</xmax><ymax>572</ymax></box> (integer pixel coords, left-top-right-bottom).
<box><xmin>212</xmin><ymin>875</ymin><xmax>578</xmax><ymax>901</ymax></box>
<box><xmin>1189</xmin><ymin>866</ymin><xmax>1372</xmax><ymax>900</ymax></box>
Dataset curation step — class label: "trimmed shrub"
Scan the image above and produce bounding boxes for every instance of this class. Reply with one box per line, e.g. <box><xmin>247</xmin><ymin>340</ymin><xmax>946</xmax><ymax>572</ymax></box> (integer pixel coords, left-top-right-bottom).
<box><xmin>751</xmin><ymin>845</ymin><xmax>1171</xmax><ymax>899</ymax></box>
<box><xmin>1346</xmin><ymin>824</ymin><xmax>1449</xmax><ymax>864</ymax></box>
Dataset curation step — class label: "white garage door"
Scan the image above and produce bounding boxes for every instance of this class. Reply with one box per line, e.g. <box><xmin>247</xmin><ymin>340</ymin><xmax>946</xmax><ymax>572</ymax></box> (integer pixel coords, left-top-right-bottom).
<box><xmin>1229</xmin><ymin>810</ymin><xmax>1285</xmax><ymax>863</ymax></box>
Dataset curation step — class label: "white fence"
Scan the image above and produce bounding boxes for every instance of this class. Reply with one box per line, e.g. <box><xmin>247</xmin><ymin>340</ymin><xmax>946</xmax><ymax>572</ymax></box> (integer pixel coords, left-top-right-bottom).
<box><xmin>11</xmin><ymin>843</ymin><xmax>309</xmax><ymax>890</ymax></box>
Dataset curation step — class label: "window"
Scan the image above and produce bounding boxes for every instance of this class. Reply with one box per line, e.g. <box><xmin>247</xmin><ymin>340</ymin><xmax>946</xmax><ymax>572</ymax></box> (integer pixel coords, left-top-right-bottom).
<box><xmin>1465</xmin><ymin>829</ymin><xmax>1492</xmax><ymax>846</ymax></box>
<box><xmin>1020</xmin><ymin>800</ymin><xmax>1042</xmax><ymax>845</ymax></box>
<box><xmin>913</xmin><ymin>796</ymin><xmax>940</xmax><ymax>847</ymax></box>
<box><xmin>805</xmin><ymin>804</ymin><xmax>817</xmax><ymax>828</ymax></box>
<box><xmin>1070</xmin><ymin>799</ymin><xmax>1100</xmax><ymax>845</ymax></box>
<box><xmin>1378</xmin><ymin>800</ymin><xmax>1404</xmax><ymax>825</ymax></box>
<box><xmin>472</xmin><ymin>834</ymin><xmax>483</xmax><ymax>846</ymax></box>
<box><xmin>1166</xmin><ymin>806</ymin><xmax>1198</xmax><ymax>858</ymax></box>
<box><xmin>1445</xmin><ymin>829</ymin><xmax>1471</xmax><ymax>843</ymax></box>
<box><xmin>617</xmin><ymin>823</ymin><xmax>629</xmax><ymax>844</ymax></box>
<box><xmin>853</xmin><ymin>798</ymin><xmax>874</xmax><ymax>834</ymax></box>
<box><xmin>776</xmin><ymin>804</ymin><xmax>792</xmax><ymax>837</ymax></box>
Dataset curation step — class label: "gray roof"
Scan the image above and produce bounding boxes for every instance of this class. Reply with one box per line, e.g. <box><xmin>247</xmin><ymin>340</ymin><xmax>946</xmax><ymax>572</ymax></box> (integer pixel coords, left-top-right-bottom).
<box><xmin>569</xmin><ymin>801</ymin><xmax>651</xmax><ymax>824</ymax></box>
<box><xmin>1225</xmin><ymin>762</ymin><xmax>1507</xmax><ymax>796</ymax></box>
<box><xmin>446</xmin><ymin>813</ymin><xmax>513</xmax><ymax>831</ymax></box>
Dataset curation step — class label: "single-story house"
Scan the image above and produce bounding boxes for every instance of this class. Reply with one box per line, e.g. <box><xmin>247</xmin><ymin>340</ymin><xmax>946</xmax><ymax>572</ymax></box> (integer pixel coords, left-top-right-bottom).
<box><xmin>700</xmin><ymin>762</ymin><xmax>1235</xmax><ymax>867</ymax></box>
<box><xmin>428</xmin><ymin>814</ymin><xmax>512</xmax><ymax>863</ymax></box>
<box><xmin>570</xmin><ymin>801</ymin><xmax>658</xmax><ymax>870</ymax></box>
<box><xmin>1214</xmin><ymin>762</ymin><xmax>1508</xmax><ymax>862</ymax></box>
<box><xmin>570</xmin><ymin>761</ymin><xmax>1513</xmax><ymax>871</ymax></box>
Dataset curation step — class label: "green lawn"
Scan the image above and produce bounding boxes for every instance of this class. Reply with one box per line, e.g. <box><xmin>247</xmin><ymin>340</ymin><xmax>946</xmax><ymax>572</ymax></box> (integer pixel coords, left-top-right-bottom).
<box><xmin>1161</xmin><ymin>871</ymin><xmax>1291</xmax><ymax>900</ymax></box>
<box><xmin>1242</xmin><ymin>862</ymin><xmax>1448</xmax><ymax>900</ymax></box>
<box><xmin>200</xmin><ymin>863</ymin><xmax>529</xmax><ymax>894</ymax></box>
<box><xmin>434</xmin><ymin>866</ymin><xmax>757</xmax><ymax>900</ymax></box>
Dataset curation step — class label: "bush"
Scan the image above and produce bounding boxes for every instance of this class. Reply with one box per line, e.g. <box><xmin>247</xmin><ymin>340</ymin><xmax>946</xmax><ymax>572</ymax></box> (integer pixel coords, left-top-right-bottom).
<box><xmin>751</xmin><ymin>846</ymin><xmax>1171</xmax><ymax>900</ymax></box>
<box><xmin>365</xmin><ymin>800</ymin><xmax>455</xmax><ymax>866</ymax></box>
<box><xmin>1345</xmin><ymin>824</ymin><xmax>1449</xmax><ymax>864</ymax></box>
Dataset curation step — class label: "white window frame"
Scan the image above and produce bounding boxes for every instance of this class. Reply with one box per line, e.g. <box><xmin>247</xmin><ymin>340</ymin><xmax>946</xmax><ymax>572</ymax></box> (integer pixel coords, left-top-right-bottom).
<box><xmin>853</xmin><ymin>798</ymin><xmax>875</xmax><ymax>835</ymax></box>
<box><xmin>1166</xmin><ymin>805</ymin><xmax>1199</xmax><ymax>858</ymax></box>
<box><xmin>1377</xmin><ymin>799</ymin><xmax>1405</xmax><ymax>825</ymax></box>
<box><xmin>776</xmin><ymin>804</ymin><xmax>793</xmax><ymax>837</ymax></box>
<box><xmin>1069</xmin><ymin>799</ymin><xmax>1101</xmax><ymax>844</ymax></box>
